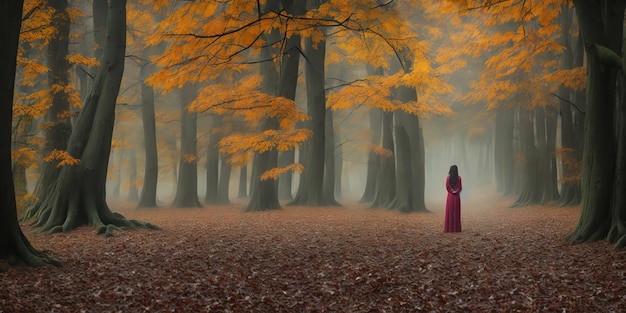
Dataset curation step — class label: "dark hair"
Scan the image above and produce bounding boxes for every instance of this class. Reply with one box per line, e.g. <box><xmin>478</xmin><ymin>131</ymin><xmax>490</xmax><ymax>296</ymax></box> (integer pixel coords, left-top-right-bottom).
<box><xmin>449</xmin><ymin>165</ymin><xmax>459</xmax><ymax>189</ymax></box>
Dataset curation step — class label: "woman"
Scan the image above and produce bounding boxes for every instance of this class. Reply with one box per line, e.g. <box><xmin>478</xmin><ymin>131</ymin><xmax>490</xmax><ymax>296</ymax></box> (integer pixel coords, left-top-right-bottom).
<box><xmin>444</xmin><ymin>165</ymin><xmax>462</xmax><ymax>232</ymax></box>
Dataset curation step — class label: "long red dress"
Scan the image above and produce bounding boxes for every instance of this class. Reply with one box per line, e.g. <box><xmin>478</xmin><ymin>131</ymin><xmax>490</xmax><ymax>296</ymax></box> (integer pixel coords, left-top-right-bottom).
<box><xmin>444</xmin><ymin>175</ymin><xmax>462</xmax><ymax>232</ymax></box>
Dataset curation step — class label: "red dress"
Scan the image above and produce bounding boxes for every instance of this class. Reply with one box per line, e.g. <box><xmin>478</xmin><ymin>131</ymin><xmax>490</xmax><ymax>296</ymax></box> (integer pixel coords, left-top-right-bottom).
<box><xmin>444</xmin><ymin>175</ymin><xmax>462</xmax><ymax>232</ymax></box>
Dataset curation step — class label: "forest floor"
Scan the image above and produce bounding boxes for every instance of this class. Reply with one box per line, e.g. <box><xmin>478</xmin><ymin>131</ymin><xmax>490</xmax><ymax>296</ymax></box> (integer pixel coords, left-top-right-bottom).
<box><xmin>2</xmin><ymin>192</ymin><xmax>626</xmax><ymax>313</ymax></box>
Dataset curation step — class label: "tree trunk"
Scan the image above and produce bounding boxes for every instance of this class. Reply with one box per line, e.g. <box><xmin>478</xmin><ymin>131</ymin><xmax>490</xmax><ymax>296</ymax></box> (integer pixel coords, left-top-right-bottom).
<box><xmin>0</xmin><ymin>0</ymin><xmax>60</xmax><ymax>267</ymax></box>
<box><xmin>360</xmin><ymin>109</ymin><xmax>382</xmax><ymax>203</ymax></box>
<box><xmin>127</xmin><ymin>148</ymin><xmax>139</xmax><ymax>201</ymax></box>
<box><xmin>216</xmin><ymin>156</ymin><xmax>231</xmax><ymax>204</ymax></box>
<box><xmin>512</xmin><ymin>109</ymin><xmax>542</xmax><ymax>207</ymax></box>
<box><xmin>137</xmin><ymin>62</ymin><xmax>159</xmax><ymax>208</ymax></box>
<box><xmin>334</xmin><ymin>124</ymin><xmax>343</xmax><ymax>198</ymax></box>
<box><xmin>556</xmin><ymin>4</ymin><xmax>581</xmax><ymax>206</ymax></box>
<box><xmin>111</xmin><ymin>148</ymin><xmax>122</xmax><ymax>198</ymax></box>
<box><xmin>323</xmin><ymin>108</ymin><xmax>340</xmax><ymax>205</ymax></box>
<box><xmin>246</xmin><ymin>0</ymin><xmax>306</xmax><ymax>211</ymax></box>
<box><xmin>204</xmin><ymin>134</ymin><xmax>220</xmax><ymax>204</ymax></box>
<box><xmin>370</xmin><ymin>111</ymin><xmax>396</xmax><ymax>208</ymax></box>
<box><xmin>494</xmin><ymin>107</ymin><xmax>515</xmax><ymax>195</ymax></box>
<box><xmin>238</xmin><ymin>164</ymin><xmax>248</xmax><ymax>198</ymax></box>
<box><xmin>93</xmin><ymin>0</ymin><xmax>107</xmax><ymax>60</ymax></box>
<box><xmin>278</xmin><ymin>150</ymin><xmax>294</xmax><ymax>200</ymax></box>
<box><xmin>289</xmin><ymin>34</ymin><xmax>331</xmax><ymax>206</ymax></box>
<box><xmin>172</xmin><ymin>85</ymin><xmax>202</xmax><ymax>208</ymax></box>
<box><xmin>609</xmin><ymin>81</ymin><xmax>626</xmax><ymax>247</ymax></box>
<box><xmin>28</xmin><ymin>0</ymin><xmax>156</xmax><ymax>236</ymax></box>
<box><xmin>387</xmin><ymin>87</ymin><xmax>427</xmax><ymax>213</ymax></box>
<box><xmin>541</xmin><ymin>109</ymin><xmax>560</xmax><ymax>203</ymax></box>
<box><xmin>25</xmin><ymin>0</ymin><xmax>72</xmax><ymax>219</ymax></box>
<box><xmin>567</xmin><ymin>0</ymin><xmax>622</xmax><ymax>243</ymax></box>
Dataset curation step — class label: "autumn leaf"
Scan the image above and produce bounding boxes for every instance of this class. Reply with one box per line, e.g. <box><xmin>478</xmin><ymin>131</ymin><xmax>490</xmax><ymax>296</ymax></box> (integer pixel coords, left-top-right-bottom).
<box><xmin>260</xmin><ymin>163</ymin><xmax>304</xmax><ymax>181</ymax></box>
<box><xmin>44</xmin><ymin>149</ymin><xmax>81</xmax><ymax>167</ymax></box>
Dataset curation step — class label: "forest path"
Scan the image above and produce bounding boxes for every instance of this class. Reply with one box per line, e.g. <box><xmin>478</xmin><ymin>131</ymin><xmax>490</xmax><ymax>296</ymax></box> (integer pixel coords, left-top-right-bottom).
<box><xmin>3</xmin><ymin>194</ymin><xmax>625</xmax><ymax>312</ymax></box>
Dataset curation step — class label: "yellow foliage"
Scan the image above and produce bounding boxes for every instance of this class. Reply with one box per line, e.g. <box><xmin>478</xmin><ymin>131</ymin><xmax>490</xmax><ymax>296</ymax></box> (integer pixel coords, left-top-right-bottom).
<box><xmin>219</xmin><ymin>128</ymin><xmax>312</xmax><ymax>156</ymax></box>
<box><xmin>11</xmin><ymin>147</ymin><xmax>38</xmax><ymax>168</ymax></box>
<box><xmin>44</xmin><ymin>149</ymin><xmax>81</xmax><ymax>167</ymax></box>
<box><xmin>370</xmin><ymin>144</ymin><xmax>393</xmax><ymax>158</ymax></box>
<box><xmin>67</xmin><ymin>53</ymin><xmax>99</xmax><ymax>68</ymax></box>
<box><xmin>183</xmin><ymin>153</ymin><xmax>198</xmax><ymax>163</ymax></box>
<box><xmin>260</xmin><ymin>163</ymin><xmax>304</xmax><ymax>181</ymax></box>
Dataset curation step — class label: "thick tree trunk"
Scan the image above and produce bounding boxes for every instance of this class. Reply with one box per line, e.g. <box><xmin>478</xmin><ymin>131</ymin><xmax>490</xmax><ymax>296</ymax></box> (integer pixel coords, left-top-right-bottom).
<box><xmin>28</xmin><ymin>0</ymin><xmax>156</xmax><ymax>236</ymax></box>
<box><xmin>290</xmin><ymin>34</ymin><xmax>331</xmax><ymax>206</ymax></box>
<box><xmin>512</xmin><ymin>109</ymin><xmax>542</xmax><ymax>207</ymax></box>
<box><xmin>567</xmin><ymin>0</ymin><xmax>623</xmax><ymax>243</ymax></box>
<box><xmin>609</xmin><ymin>88</ymin><xmax>626</xmax><ymax>247</ymax></box>
<box><xmin>387</xmin><ymin>88</ymin><xmax>427</xmax><ymax>213</ymax></box>
<box><xmin>278</xmin><ymin>150</ymin><xmax>294</xmax><ymax>200</ymax></box>
<box><xmin>25</xmin><ymin>0</ymin><xmax>72</xmax><ymax>219</ymax></box>
<box><xmin>246</xmin><ymin>0</ymin><xmax>293</xmax><ymax>211</ymax></box>
<box><xmin>370</xmin><ymin>111</ymin><xmax>396</xmax><ymax>208</ymax></box>
<box><xmin>246</xmin><ymin>119</ymin><xmax>280</xmax><ymax>211</ymax></box>
<box><xmin>0</xmin><ymin>0</ymin><xmax>60</xmax><ymax>268</ymax></box>
<box><xmin>172</xmin><ymin>85</ymin><xmax>202</xmax><ymax>208</ymax></box>
<box><xmin>360</xmin><ymin>109</ymin><xmax>382</xmax><ymax>203</ymax></box>
<box><xmin>137</xmin><ymin>63</ymin><xmax>159</xmax><ymax>208</ymax></box>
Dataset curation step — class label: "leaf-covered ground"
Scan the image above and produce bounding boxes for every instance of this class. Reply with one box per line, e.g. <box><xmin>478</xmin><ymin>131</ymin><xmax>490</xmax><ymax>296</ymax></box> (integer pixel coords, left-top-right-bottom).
<box><xmin>2</xmin><ymin>193</ymin><xmax>626</xmax><ymax>312</ymax></box>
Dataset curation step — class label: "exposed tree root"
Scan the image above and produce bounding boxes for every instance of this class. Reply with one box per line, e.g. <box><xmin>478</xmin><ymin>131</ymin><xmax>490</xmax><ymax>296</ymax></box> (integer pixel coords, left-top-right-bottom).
<box><xmin>2</xmin><ymin>225</ymin><xmax>61</xmax><ymax>268</ymax></box>
<box><xmin>566</xmin><ymin>219</ymin><xmax>610</xmax><ymax>244</ymax></box>
<box><xmin>607</xmin><ymin>221</ymin><xmax>626</xmax><ymax>247</ymax></box>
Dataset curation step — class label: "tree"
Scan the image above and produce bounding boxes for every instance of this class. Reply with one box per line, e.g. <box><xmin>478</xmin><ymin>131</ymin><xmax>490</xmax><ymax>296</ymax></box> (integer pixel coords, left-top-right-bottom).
<box><xmin>359</xmin><ymin>109</ymin><xmax>382</xmax><ymax>202</ymax></box>
<box><xmin>172</xmin><ymin>84</ymin><xmax>202</xmax><ymax>208</ymax></box>
<box><xmin>246</xmin><ymin>0</ymin><xmax>306</xmax><ymax>211</ymax></box>
<box><xmin>24</xmin><ymin>0</ymin><xmax>73</xmax><ymax>218</ymax></box>
<box><xmin>1</xmin><ymin>0</ymin><xmax>59</xmax><ymax>267</ymax></box>
<box><xmin>137</xmin><ymin>58</ymin><xmax>159</xmax><ymax>207</ymax></box>
<box><xmin>26</xmin><ymin>0</ymin><xmax>157</xmax><ymax>235</ymax></box>
<box><xmin>204</xmin><ymin>115</ymin><xmax>221</xmax><ymax>204</ymax></box>
<box><xmin>567</xmin><ymin>0</ymin><xmax>626</xmax><ymax>246</ymax></box>
<box><xmin>555</xmin><ymin>4</ymin><xmax>583</xmax><ymax>206</ymax></box>
<box><xmin>290</xmin><ymin>32</ymin><xmax>338</xmax><ymax>206</ymax></box>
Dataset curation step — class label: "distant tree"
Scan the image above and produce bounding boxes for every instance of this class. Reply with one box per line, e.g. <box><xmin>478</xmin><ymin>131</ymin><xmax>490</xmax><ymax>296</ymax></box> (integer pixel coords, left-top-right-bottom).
<box><xmin>204</xmin><ymin>115</ymin><xmax>221</xmax><ymax>204</ymax></box>
<box><xmin>555</xmin><ymin>3</ymin><xmax>583</xmax><ymax>206</ymax></box>
<box><xmin>359</xmin><ymin>108</ymin><xmax>382</xmax><ymax>203</ymax></box>
<box><xmin>172</xmin><ymin>84</ymin><xmax>202</xmax><ymax>208</ymax></box>
<box><xmin>137</xmin><ymin>59</ymin><xmax>159</xmax><ymax>208</ymax></box>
